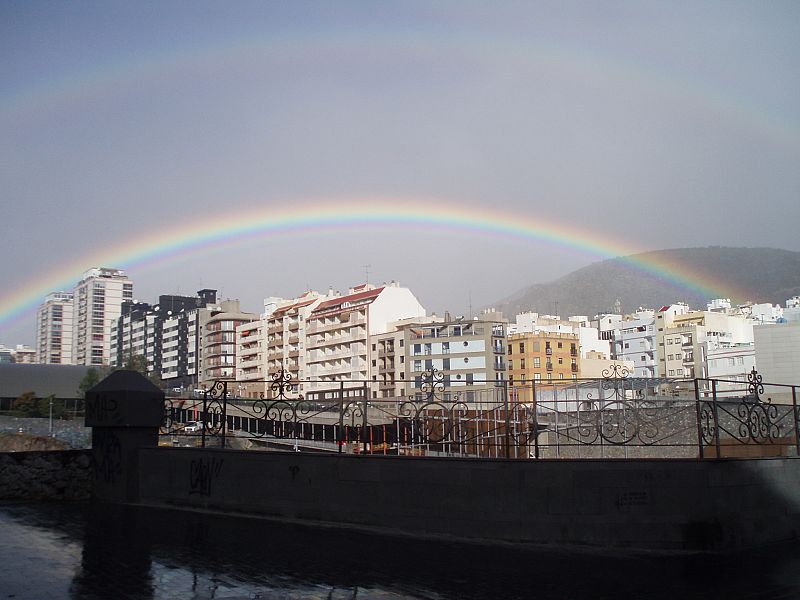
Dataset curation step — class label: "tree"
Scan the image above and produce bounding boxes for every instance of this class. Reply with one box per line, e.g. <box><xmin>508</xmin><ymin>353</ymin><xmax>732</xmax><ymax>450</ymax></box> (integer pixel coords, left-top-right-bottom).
<box><xmin>77</xmin><ymin>367</ymin><xmax>101</xmax><ymax>399</ymax></box>
<box><xmin>13</xmin><ymin>391</ymin><xmax>41</xmax><ymax>417</ymax></box>
<box><xmin>121</xmin><ymin>354</ymin><xmax>162</xmax><ymax>389</ymax></box>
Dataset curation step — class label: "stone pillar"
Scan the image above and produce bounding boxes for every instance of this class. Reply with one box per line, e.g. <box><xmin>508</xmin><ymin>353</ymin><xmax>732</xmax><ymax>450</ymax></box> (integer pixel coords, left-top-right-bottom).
<box><xmin>85</xmin><ymin>370</ymin><xmax>164</xmax><ymax>503</ymax></box>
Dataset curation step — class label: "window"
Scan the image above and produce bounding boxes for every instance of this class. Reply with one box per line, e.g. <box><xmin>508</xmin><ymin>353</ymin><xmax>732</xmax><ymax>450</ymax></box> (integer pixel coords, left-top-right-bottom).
<box><xmin>413</xmin><ymin>344</ymin><xmax>421</xmax><ymax>355</ymax></box>
<box><xmin>443</xmin><ymin>358</ymin><xmax>450</xmax><ymax>370</ymax></box>
<box><xmin>557</xmin><ymin>342</ymin><xmax>562</xmax><ymax>349</ymax></box>
<box><xmin>534</xmin><ymin>373</ymin><xmax>541</xmax><ymax>381</ymax></box>
<box><xmin>414</xmin><ymin>360</ymin><xmax>422</xmax><ymax>371</ymax></box>
<box><xmin>519</xmin><ymin>343</ymin><xmax>525</xmax><ymax>353</ymax></box>
<box><xmin>558</xmin><ymin>357</ymin><xmax>563</xmax><ymax>365</ymax></box>
<box><xmin>508</xmin><ymin>360</ymin><xmax>513</xmax><ymax>370</ymax></box>
<box><xmin>559</xmin><ymin>373</ymin><xmax>564</xmax><ymax>379</ymax></box>
<box><xmin>737</xmin><ymin>356</ymin><xmax>744</xmax><ymax>365</ymax></box>
<box><xmin>533</xmin><ymin>342</ymin><xmax>540</xmax><ymax>352</ymax></box>
<box><xmin>520</xmin><ymin>359</ymin><xmax>526</xmax><ymax>370</ymax></box>
<box><xmin>534</xmin><ymin>357</ymin><xmax>540</xmax><ymax>368</ymax></box>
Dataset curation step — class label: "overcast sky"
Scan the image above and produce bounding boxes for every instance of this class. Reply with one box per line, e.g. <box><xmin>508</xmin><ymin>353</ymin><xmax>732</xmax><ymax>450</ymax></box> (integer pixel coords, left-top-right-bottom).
<box><xmin>2</xmin><ymin>1</ymin><xmax>799</xmax><ymax>346</ymax></box>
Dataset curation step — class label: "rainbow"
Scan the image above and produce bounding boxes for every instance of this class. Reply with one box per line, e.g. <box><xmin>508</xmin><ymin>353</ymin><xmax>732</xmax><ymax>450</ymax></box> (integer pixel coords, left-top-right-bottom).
<box><xmin>0</xmin><ymin>198</ymin><xmax>747</xmax><ymax>335</ymax></box>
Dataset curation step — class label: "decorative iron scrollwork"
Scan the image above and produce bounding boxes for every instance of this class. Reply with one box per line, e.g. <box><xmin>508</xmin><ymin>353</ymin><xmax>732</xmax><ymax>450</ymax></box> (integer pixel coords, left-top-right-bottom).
<box><xmin>602</xmin><ymin>364</ymin><xmax>632</xmax><ymax>380</ymax></box>
<box><xmin>203</xmin><ymin>381</ymin><xmax>228</xmax><ymax>437</ymax></box>
<box><xmin>270</xmin><ymin>368</ymin><xmax>295</xmax><ymax>400</ymax></box>
<box><xmin>747</xmin><ymin>368</ymin><xmax>764</xmax><ymax>400</ymax></box>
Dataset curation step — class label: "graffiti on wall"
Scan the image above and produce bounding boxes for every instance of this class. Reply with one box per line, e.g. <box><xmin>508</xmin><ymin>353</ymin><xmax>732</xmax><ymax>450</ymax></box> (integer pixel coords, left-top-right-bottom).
<box><xmin>189</xmin><ymin>457</ymin><xmax>224</xmax><ymax>497</ymax></box>
<box><xmin>92</xmin><ymin>430</ymin><xmax>122</xmax><ymax>483</ymax></box>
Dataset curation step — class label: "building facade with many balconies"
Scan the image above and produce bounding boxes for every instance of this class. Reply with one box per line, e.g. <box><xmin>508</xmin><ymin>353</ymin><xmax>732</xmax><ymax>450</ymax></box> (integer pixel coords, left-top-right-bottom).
<box><xmin>72</xmin><ymin>268</ymin><xmax>133</xmax><ymax>366</ymax></box>
<box><xmin>304</xmin><ymin>283</ymin><xmax>425</xmax><ymax>401</ymax></box>
<box><xmin>36</xmin><ymin>292</ymin><xmax>74</xmax><ymax>365</ymax></box>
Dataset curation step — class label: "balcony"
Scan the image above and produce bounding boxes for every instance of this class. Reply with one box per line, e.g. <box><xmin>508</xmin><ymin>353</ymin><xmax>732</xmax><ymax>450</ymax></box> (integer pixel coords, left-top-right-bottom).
<box><xmin>545</xmin><ymin>348</ymin><xmax>552</xmax><ymax>355</ymax></box>
<box><xmin>546</xmin><ymin>362</ymin><xmax>553</xmax><ymax>371</ymax></box>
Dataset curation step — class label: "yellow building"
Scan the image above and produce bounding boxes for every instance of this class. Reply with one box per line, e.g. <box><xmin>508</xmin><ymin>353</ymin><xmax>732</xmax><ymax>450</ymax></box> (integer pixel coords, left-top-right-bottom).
<box><xmin>507</xmin><ymin>331</ymin><xmax>579</xmax><ymax>388</ymax></box>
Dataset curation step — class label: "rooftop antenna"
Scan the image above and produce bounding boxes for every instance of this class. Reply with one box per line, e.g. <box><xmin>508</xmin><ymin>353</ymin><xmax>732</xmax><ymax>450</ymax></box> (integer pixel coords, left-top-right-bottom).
<box><xmin>363</xmin><ymin>264</ymin><xmax>371</xmax><ymax>284</ymax></box>
<box><xmin>468</xmin><ymin>290</ymin><xmax>473</xmax><ymax>319</ymax></box>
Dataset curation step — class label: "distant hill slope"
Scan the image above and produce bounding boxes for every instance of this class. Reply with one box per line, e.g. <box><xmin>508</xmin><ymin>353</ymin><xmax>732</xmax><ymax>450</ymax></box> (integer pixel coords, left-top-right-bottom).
<box><xmin>492</xmin><ymin>247</ymin><xmax>800</xmax><ymax>319</ymax></box>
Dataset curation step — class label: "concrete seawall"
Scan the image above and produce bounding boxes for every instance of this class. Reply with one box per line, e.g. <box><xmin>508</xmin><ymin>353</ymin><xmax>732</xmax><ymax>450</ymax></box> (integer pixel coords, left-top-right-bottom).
<box><xmin>137</xmin><ymin>448</ymin><xmax>800</xmax><ymax>552</ymax></box>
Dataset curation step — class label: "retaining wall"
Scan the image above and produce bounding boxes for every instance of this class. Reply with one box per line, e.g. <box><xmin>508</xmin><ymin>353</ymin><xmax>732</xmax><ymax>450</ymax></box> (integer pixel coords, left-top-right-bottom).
<box><xmin>0</xmin><ymin>449</ymin><xmax>92</xmax><ymax>501</ymax></box>
<box><xmin>137</xmin><ymin>448</ymin><xmax>800</xmax><ymax>552</ymax></box>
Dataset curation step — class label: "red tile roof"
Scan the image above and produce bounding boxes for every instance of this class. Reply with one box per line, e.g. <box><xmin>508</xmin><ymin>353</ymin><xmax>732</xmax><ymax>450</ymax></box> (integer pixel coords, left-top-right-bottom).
<box><xmin>271</xmin><ymin>298</ymin><xmax>318</xmax><ymax>316</ymax></box>
<box><xmin>312</xmin><ymin>287</ymin><xmax>385</xmax><ymax>313</ymax></box>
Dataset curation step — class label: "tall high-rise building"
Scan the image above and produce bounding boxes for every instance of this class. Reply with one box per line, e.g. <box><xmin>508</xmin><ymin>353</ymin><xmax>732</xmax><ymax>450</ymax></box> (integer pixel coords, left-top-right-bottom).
<box><xmin>72</xmin><ymin>268</ymin><xmax>133</xmax><ymax>366</ymax></box>
<box><xmin>36</xmin><ymin>292</ymin><xmax>74</xmax><ymax>364</ymax></box>
<box><xmin>110</xmin><ymin>289</ymin><xmax>225</xmax><ymax>389</ymax></box>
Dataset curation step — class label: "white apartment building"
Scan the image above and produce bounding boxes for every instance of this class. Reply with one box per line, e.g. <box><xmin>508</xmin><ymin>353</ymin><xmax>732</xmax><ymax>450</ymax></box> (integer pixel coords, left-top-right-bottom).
<box><xmin>236</xmin><ymin>318</ymin><xmax>268</xmax><ymax>398</ymax></box>
<box><xmin>656</xmin><ymin>304</ymin><xmax>754</xmax><ymax>380</ymax></box>
<box><xmin>36</xmin><ymin>292</ymin><xmax>74</xmax><ymax>364</ymax></box>
<box><xmin>305</xmin><ymin>283</ymin><xmax>425</xmax><ymax>400</ymax></box>
<box><xmin>706</xmin><ymin>344</ymin><xmax>756</xmax><ymax>395</ymax></box>
<box><xmin>265</xmin><ymin>292</ymin><xmax>325</xmax><ymax>397</ymax></box>
<box><xmin>612</xmin><ymin>309</ymin><xmax>657</xmax><ymax>378</ymax></box>
<box><xmin>371</xmin><ymin>311</ymin><xmax>508</xmax><ymax>401</ymax></box>
<box><xmin>754</xmin><ymin>320</ymin><xmax>800</xmax><ymax>387</ymax></box>
<box><xmin>72</xmin><ymin>268</ymin><xmax>133</xmax><ymax>366</ymax></box>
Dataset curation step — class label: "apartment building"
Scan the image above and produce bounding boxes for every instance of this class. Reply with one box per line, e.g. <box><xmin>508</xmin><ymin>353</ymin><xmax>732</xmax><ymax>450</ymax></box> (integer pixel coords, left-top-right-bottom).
<box><xmin>236</xmin><ymin>318</ymin><xmax>268</xmax><ymax>398</ymax></box>
<box><xmin>72</xmin><ymin>268</ymin><xmax>133</xmax><ymax>366</ymax></box>
<box><xmin>36</xmin><ymin>292</ymin><xmax>74</xmax><ymax>364</ymax></box>
<box><xmin>199</xmin><ymin>299</ymin><xmax>258</xmax><ymax>387</ymax></box>
<box><xmin>612</xmin><ymin>309</ymin><xmax>657</xmax><ymax>378</ymax></box>
<box><xmin>304</xmin><ymin>283</ymin><xmax>425</xmax><ymax>400</ymax></box>
<box><xmin>264</xmin><ymin>293</ymin><xmax>325</xmax><ymax>398</ymax></box>
<box><xmin>507</xmin><ymin>331</ymin><xmax>579</xmax><ymax>387</ymax></box>
<box><xmin>754</xmin><ymin>319</ymin><xmax>800</xmax><ymax>387</ymax></box>
<box><xmin>656</xmin><ymin>303</ymin><xmax>754</xmax><ymax>380</ymax></box>
<box><xmin>110</xmin><ymin>289</ymin><xmax>222</xmax><ymax>388</ymax></box>
<box><xmin>371</xmin><ymin>311</ymin><xmax>508</xmax><ymax>402</ymax></box>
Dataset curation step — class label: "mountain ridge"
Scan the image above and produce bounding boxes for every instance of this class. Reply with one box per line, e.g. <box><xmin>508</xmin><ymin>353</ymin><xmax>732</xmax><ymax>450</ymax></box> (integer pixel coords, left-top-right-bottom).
<box><xmin>491</xmin><ymin>247</ymin><xmax>800</xmax><ymax>319</ymax></box>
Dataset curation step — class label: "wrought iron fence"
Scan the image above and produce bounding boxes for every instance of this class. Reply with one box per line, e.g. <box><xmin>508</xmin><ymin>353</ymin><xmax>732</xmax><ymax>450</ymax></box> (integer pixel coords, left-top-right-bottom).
<box><xmin>159</xmin><ymin>368</ymin><xmax>800</xmax><ymax>460</ymax></box>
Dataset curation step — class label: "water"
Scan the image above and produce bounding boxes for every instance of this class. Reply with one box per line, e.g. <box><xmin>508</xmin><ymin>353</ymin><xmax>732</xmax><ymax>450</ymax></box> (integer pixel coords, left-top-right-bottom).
<box><xmin>1</xmin><ymin>501</ymin><xmax>800</xmax><ymax>599</ymax></box>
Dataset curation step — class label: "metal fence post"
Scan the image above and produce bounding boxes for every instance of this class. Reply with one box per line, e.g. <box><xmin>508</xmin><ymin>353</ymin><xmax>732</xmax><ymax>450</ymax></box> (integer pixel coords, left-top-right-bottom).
<box><xmin>712</xmin><ymin>379</ymin><xmax>721</xmax><ymax>459</ymax></box>
<box><xmin>338</xmin><ymin>381</ymin><xmax>344</xmax><ymax>454</ymax></box>
<box><xmin>362</xmin><ymin>382</ymin><xmax>369</xmax><ymax>454</ymax></box>
<box><xmin>220</xmin><ymin>381</ymin><xmax>228</xmax><ymax>449</ymax></box>
<box><xmin>532</xmin><ymin>379</ymin><xmax>539</xmax><ymax>460</ymax></box>
<box><xmin>503</xmin><ymin>381</ymin><xmax>511</xmax><ymax>459</ymax></box>
<box><xmin>201</xmin><ymin>389</ymin><xmax>208</xmax><ymax>449</ymax></box>
<box><xmin>792</xmin><ymin>385</ymin><xmax>799</xmax><ymax>456</ymax></box>
<box><xmin>694</xmin><ymin>378</ymin><xmax>704</xmax><ymax>459</ymax></box>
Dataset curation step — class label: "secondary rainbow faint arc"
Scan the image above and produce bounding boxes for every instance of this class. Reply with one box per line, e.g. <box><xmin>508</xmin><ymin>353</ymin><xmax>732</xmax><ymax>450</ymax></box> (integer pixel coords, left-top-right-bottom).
<box><xmin>1</xmin><ymin>199</ymin><xmax>742</xmax><ymax>332</ymax></box>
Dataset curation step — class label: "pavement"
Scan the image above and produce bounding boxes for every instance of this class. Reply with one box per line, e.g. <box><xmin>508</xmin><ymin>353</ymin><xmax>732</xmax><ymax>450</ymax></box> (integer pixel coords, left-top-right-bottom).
<box><xmin>2</xmin><ymin>501</ymin><xmax>800</xmax><ymax>600</ymax></box>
